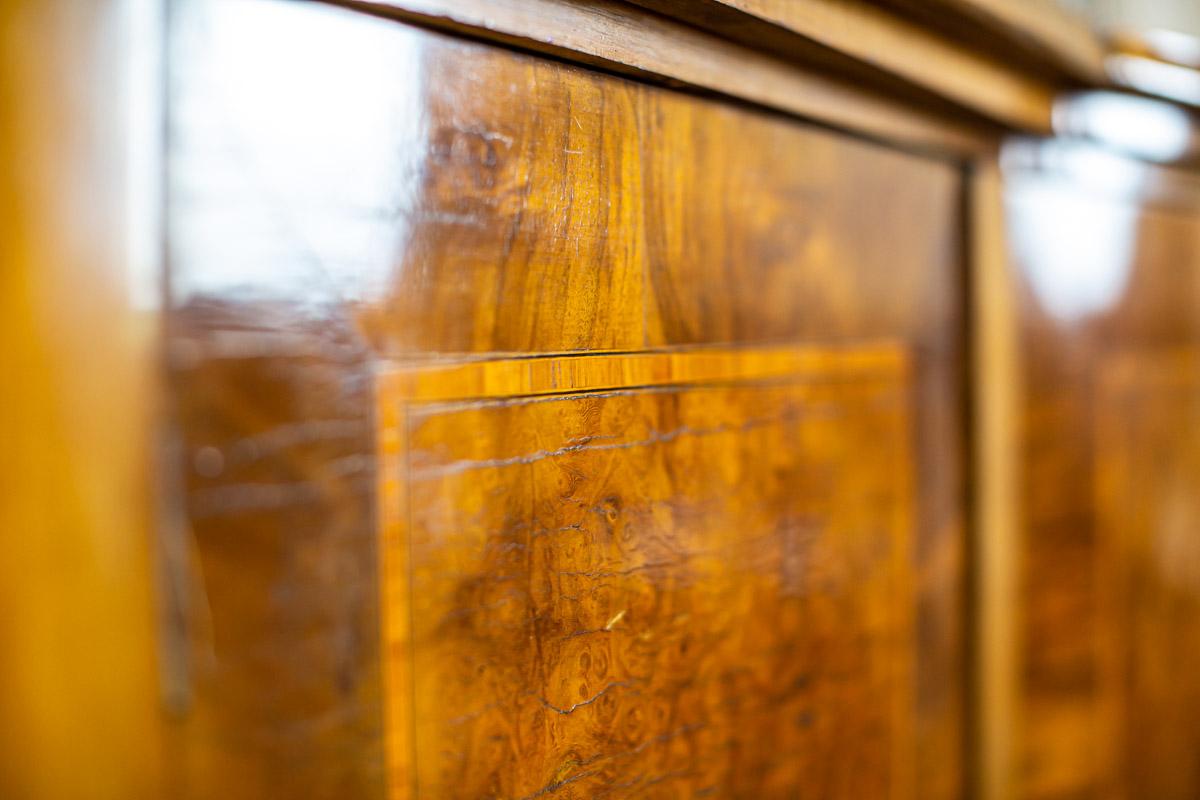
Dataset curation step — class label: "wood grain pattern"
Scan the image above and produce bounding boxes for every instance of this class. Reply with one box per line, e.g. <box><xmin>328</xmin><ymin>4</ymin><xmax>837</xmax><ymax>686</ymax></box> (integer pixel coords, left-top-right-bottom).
<box><xmin>165</xmin><ymin>1</ymin><xmax>968</xmax><ymax>797</ymax></box>
<box><xmin>357</xmin><ymin>35</ymin><xmax>966</xmax><ymax>355</ymax></box>
<box><xmin>379</xmin><ymin>344</ymin><xmax>917</xmax><ymax>799</ymax></box>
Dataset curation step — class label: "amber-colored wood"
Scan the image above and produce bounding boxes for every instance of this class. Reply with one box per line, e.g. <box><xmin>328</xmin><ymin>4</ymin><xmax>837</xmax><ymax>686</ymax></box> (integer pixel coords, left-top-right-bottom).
<box><xmin>1095</xmin><ymin>350</ymin><xmax>1200</xmax><ymax>799</ymax></box>
<box><xmin>0</xmin><ymin>0</ymin><xmax>161</xmax><ymax>797</ymax></box>
<box><xmin>164</xmin><ymin>335</ymin><xmax>384</xmax><ymax>798</ymax></box>
<box><xmin>878</xmin><ymin>0</ymin><xmax>1107</xmax><ymax>85</ymax></box>
<box><xmin>622</xmin><ymin>0</ymin><xmax>1058</xmax><ymax>132</ymax></box>
<box><xmin>379</xmin><ymin>345</ymin><xmax>918</xmax><ymax>799</ymax></box>
<box><xmin>970</xmin><ymin>159</ymin><xmax>1021</xmax><ymax>800</ymax></box>
<box><xmin>33</xmin><ymin>0</ymin><xmax>1200</xmax><ymax>796</ymax></box>
<box><xmin>377</xmin><ymin>347</ymin><xmax>907</xmax><ymax>403</ymax></box>
<box><xmin>1002</xmin><ymin>143</ymin><xmax>1200</xmax><ymax>799</ymax></box>
<box><xmin>355</xmin><ymin>34</ymin><xmax>967</xmax><ymax>356</ymax></box>
<box><xmin>328</xmin><ymin>0</ymin><xmax>995</xmax><ymax>156</ymax></box>
<box><xmin>165</xmin><ymin>0</ymin><xmax>968</xmax><ymax>797</ymax></box>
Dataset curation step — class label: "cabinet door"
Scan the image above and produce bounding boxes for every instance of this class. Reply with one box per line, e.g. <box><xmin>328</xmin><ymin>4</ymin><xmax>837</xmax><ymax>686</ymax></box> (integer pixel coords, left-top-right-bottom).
<box><xmin>165</xmin><ymin>0</ymin><xmax>968</xmax><ymax>796</ymax></box>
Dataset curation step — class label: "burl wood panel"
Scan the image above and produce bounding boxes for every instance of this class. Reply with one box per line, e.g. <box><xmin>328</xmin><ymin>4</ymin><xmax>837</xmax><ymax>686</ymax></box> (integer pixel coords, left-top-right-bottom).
<box><xmin>378</xmin><ymin>345</ymin><xmax>917</xmax><ymax>799</ymax></box>
<box><xmin>1005</xmin><ymin>151</ymin><xmax>1200</xmax><ymax>800</ymax></box>
<box><xmin>166</xmin><ymin>0</ymin><xmax>966</xmax><ymax>796</ymax></box>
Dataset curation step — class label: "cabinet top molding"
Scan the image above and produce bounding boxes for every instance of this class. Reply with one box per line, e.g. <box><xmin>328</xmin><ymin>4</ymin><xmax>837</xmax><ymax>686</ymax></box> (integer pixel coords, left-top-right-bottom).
<box><xmin>326</xmin><ymin>0</ymin><xmax>1114</xmax><ymax>155</ymax></box>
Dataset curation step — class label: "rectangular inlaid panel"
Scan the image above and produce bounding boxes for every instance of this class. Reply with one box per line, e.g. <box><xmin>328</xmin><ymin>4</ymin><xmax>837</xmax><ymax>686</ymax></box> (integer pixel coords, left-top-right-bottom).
<box><xmin>1095</xmin><ymin>350</ymin><xmax>1200</xmax><ymax>800</ymax></box>
<box><xmin>377</xmin><ymin>345</ymin><xmax>917</xmax><ymax>799</ymax></box>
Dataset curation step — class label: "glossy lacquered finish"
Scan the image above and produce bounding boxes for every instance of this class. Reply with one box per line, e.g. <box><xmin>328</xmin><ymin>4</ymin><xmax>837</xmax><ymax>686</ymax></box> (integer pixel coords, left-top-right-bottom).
<box><xmin>1003</xmin><ymin>141</ymin><xmax>1200</xmax><ymax>799</ymax></box>
<box><xmin>165</xmin><ymin>0</ymin><xmax>968</xmax><ymax>796</ymax></box>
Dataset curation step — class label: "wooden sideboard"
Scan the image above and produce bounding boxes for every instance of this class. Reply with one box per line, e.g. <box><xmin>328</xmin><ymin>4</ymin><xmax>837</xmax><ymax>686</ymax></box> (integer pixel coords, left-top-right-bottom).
<box><xmin>6</xmin><ymin>0</ymin><xmax>1200</xmax><ymax>798</ymax></box>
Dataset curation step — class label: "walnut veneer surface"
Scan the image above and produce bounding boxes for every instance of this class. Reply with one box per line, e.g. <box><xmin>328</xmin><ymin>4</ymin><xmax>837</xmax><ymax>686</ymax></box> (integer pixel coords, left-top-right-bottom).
<box><xmin>164</xmin><ymin>0</ymin><xmax>967</xmax><ymax>797</ymax></box>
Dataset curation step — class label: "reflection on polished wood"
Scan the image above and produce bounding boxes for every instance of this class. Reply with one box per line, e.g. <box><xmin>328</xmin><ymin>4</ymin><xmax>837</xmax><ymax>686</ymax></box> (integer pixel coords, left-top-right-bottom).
<box><xmin>29</xmin><ymin>0</ymin><xmax>1200</xmax><ymax>795</ymax></box>
<box><xmin>166</xmin><ymin>0</ymin><xmax>967</xmax><ymax>797</ymax></box>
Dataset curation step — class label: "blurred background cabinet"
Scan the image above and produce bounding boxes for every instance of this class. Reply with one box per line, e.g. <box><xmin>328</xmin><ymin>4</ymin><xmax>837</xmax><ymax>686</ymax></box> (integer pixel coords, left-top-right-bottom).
<box><xmin>1000</xmin><ymin>133</ymin><xmax>1200</xmax><ymax>800</ymax></box>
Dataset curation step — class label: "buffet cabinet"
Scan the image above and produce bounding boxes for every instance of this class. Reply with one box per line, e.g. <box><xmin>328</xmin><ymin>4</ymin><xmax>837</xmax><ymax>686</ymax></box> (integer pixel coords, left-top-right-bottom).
<box><xmin>6</xmin><ymin>0</ymin><xmax>1200</xmax><ymax>798</ymax></box>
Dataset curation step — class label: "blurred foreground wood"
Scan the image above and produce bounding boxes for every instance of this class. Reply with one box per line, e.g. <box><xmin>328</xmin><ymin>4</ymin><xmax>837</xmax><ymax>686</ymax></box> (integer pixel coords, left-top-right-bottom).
<box><xmin>0</xmin><ymin>1</ymin><xmax>161</xmax><ymax>796</ymax></box>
